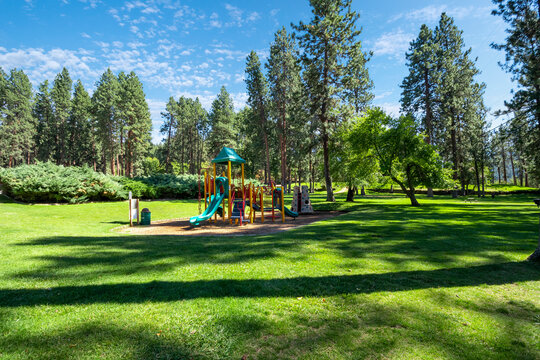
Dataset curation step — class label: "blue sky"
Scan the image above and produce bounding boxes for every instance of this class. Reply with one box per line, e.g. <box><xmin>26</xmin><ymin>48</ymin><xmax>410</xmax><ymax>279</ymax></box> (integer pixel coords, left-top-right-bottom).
<box><xmin>0</xmin><ymin>0</ymin><xmax>513</xmax><ymax>143</ymax></box>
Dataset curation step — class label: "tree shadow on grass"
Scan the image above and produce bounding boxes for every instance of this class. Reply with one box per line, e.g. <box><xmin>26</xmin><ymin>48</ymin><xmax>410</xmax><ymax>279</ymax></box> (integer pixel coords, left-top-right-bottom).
<box><xmin>8</xmin><ymin>199</ymin><xmax>540</xmax><ymax>281</ymax></box>
<box><xmin>1</xmin><ymin>261</ymin><xmax>538</xmax><ymax>307</ymax></box>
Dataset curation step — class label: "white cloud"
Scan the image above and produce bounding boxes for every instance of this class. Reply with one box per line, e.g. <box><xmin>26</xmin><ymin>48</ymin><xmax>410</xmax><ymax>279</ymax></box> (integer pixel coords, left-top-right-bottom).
<box><xmin>374</xmin><ymin>91</ymin><xmax>392</xmax><ymax>100</ymax></box>
<box><xmin>0</xmin><ymin>47</ymin><xmax>99</xmax><ymax>85</ymax></box>
<box><xmin>79</xmin><ymin>0</ymin><xmax>100</xmax><ymax>9</ymax></box>
<box><xmin>231</xmin><ymin>92</ymin><xmax>248</xmax><ymax>110</ymax></box>
<box><xmin>375</xmin><ymin>102</ymin><xmax>401</xmax><ymax>117</ymax></box>
<box><xmin>224</xmin><ymin>3</ymin><xmax>259</xmax><ymax>27</ymax></box>
<box><xmin>372</xmin><ymin>30</ymin><xmax>414</xmax><ymax>60</ymax></box>
<box><xmin>141</xmin><ymin>6</ymin><xmax>159</xmax><ymax>14</ymax></box>
<box><xmin>389</xmin><ymin>5</ymin><xmax>491</xmax><ymax>23</ymax></box>
<box><xmin>81</xmin><ymin>32</ymin><xmax>91</xmax><ymax>38</ymax></box>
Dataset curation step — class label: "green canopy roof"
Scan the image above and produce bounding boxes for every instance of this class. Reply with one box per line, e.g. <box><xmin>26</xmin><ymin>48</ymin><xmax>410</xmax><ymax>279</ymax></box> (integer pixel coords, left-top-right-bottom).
<box><xmin>211</xmin><ymin>147</ymin><xmax>246</xmax><ymax>164</ymax></box>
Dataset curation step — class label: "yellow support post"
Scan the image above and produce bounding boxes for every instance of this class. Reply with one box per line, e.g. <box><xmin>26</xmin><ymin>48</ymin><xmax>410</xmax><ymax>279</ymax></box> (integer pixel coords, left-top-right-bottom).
<box><xmin>250</xmin><ymin>183</ymin><xmax>254</xmax><ymax>223</ymax></box>
<box><xmin>222</xmin><ymin>171</ymin><xmax>226</xmax><ymax>223</ymax></box>
<box><xmin>241</xmin><ymin>163</ymin><xmax>245</xmax><ymax>202</ymax></box>
<box><xmin>271</xmin><ymin>183</ymin><xmax>275</xmax><ymax>222</ymax></box>
<box><xmin>281</xmin><ymin>186</ymin><xmax>285</xmax><ymax>223</ymax></box>
<box><xmin>204</xmin><ymin>171</ymin><xmax>207</xmax><ymax>210</ymax></box>
<box><xmin>227</xmin><ymin>161</ymin><xmax>232</xmax><ymax>224</ymax></box>
<box><xmin>260</xmin><ymin>187</ymin><xmax>264</xmax><ymax>223</ymax></box>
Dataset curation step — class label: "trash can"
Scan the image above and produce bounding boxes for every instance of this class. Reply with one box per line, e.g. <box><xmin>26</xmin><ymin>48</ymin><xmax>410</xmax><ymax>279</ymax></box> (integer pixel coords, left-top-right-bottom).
<box><xmin>140</xmin><ymin>208</ymin><xmax>151</xmax><ymax>225</ymax></box>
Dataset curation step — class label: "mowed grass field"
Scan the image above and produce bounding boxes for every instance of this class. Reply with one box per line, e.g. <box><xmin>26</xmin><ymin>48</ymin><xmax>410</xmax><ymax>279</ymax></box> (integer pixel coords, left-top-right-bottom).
<box><xmin>0</xmin><ymin>191</ymin><xmax>539</xmax><ymax>359</ymax></box>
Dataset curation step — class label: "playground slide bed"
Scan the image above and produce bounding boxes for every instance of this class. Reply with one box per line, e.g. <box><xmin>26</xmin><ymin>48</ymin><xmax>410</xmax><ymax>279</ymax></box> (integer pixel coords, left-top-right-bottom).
<box><xmin>117</xmin><ymin>211</ymin><xmax>345</xmax><ymax>236</ymax></box>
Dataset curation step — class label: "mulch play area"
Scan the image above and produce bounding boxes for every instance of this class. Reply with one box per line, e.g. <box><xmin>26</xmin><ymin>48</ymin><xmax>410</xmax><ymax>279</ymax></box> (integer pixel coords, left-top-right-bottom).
<box><xmin>117</xmin><ymin>211</ymin><xmax>345</xmax><ymax>236</ymax></box>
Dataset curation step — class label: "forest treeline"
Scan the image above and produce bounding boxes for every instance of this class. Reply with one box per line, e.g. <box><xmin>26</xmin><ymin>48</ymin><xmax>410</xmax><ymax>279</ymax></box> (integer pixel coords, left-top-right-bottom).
<box><xmin>1</xmin><ymin>0</ymin><xmax>538</xmax><ymax>202</ymax></box>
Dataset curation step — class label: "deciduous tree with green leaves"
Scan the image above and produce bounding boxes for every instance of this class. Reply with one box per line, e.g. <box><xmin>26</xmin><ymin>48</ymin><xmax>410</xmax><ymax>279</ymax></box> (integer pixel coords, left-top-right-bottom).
<box><xmin>349</xmin><ymin>108</ymin><xmax>450</xmax><ymax>206</ymax></box>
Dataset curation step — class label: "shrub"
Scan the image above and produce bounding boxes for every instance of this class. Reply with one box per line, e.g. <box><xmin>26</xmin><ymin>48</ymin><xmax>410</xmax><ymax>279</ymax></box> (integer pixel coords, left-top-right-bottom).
<box><xmin>0</xmin><ymin>162</ymin><xmax>127</xmax><ymax>203</ymax></box>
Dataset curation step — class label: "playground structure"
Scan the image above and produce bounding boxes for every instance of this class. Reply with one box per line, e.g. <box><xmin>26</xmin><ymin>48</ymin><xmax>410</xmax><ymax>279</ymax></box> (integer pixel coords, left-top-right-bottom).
<box><xmin>189</xmin><ymin>147</ymin><xmax>298</xmax><ymax>227</ymax></box>
<box><xmin>291</xmin><ymin>185</ymin><xmax>314</xmax><ymax>214</ymax></box>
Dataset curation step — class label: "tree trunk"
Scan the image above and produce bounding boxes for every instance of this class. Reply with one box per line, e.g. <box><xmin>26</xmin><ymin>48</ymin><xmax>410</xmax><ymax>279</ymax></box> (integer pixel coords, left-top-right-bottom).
<box><xmin>346</xmin><ymin>181</ymin><xmax>355</xmax><ymax>202</ymax></box>
<box><xmin>391</xmin><ymin>173</ymin><xmax>419</xmax><ymax>207</ymax></box>
<box><xmin>321</xmin><ymin>41</ymin><xmax>334</xmax><ymax>202</ymax></box>
<box><xmin>497</xmin><ymin>166</ymin><xmax>501</xmax><ymax>184</ymax></box>
<box><xmin>474</xmin><ymin>159</ymin><xmax>481</xmax><ymax>197</ymax></box>
<box><xmin>279</xmin><ymin>105</ymin><xmax>287</xmax><ymax>190</ymax></box>
<box><xmin>361</xmin><ymin>185</ymin><xmax>366</xmax><ymax>196</ymax></box>
<box><xmin>321</xmin><ymin>120</ymin><xmax>334</xmax><ymax>202</ymax></box>
<box><xmin>501</xmin><ymin>144</ymin><xmax>507</xmax><ymax>183</ymax></box>
<box><xmin>165</xmin><ymin>116</ymin><xmax>173</xmax><ymax>173</ymax></box>
<box><xmin>527</xmin><ymin>213</ymin><xmax>540</xmax><ymax>262</ymax></box>
<box><xmin>451</xmin><ymin>116</ymin><xmax>459</xmax><ymax>182</ymax></box>
<box><xmin>481</xmin><ymin>158</ymin><xmax>485</xmax><ymax>197</ymax></box>
<box><xmin>510</xmin><ymin>151</ymin><xmax>516</xmax><ymax>185</ymax></box>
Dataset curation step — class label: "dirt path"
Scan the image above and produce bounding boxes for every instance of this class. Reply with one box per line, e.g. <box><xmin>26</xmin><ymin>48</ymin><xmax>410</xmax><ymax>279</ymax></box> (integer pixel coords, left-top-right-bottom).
<box><xmin>116</xmin><ymin>211</ymin><xmax>345</xmax><ymax>237</ymax></box>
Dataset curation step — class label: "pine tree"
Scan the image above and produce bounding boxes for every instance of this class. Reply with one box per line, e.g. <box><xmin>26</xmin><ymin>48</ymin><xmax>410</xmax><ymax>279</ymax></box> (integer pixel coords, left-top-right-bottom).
<box><xmin>34</xmin><ymin>80</ymin><xmax>55</xmax><ymax>162</ymax></box>
<box><xmin>92</xmin><ymin>68</ymin><xmax>119</xmax><ymax>174</ymax></box>
<box><xmin>0</xmin><ymin>67</ymin><xmax>7</xmax><ymax>109</ymax></box>
<box><xmin>401</xmin><ymin>24</ymin><xmax>439</xmax><ymax>145</ymax></box>
<box><xmin>117</xmin><ymin>71</ymin><xmax>152</xmax><ymax>177</ymax></box>
<box><xmin>160</xmin><ymin>96</ymin><xmax>178</xmax><ymax>173</ymax></box>
<box><xmin>491</xmin><ymin>0</ymin><xmax>540</xmax><ymax>184</ymax></box>
<box><xmin>293</xmin><ymin>0</ymin><xmax>369</xmax><ymax>201</ymax></box>
<box><xmin>245</xmin><ymin>50</ymin><xmax>271</xmax><ymax>183</ymax></box>
<box><xmin>342</xmin><ymin>37</ymin><xmax>374</xmax><ymax>114</ymax></box>
<box><xmin>69</xmin><ymin>80</ymin><xmax>94</xmax><ymax>167</ymax></box>
<box><xmin>266</xmin><ymin>27</ymin><xmax>302</xmax><ymax>188</ymax></box>
<box><xmin>0</xmin><ymin>69</ymin><xmax>35</xmax><ymax>167</ymax></box>
<box><xmin>207</xmin><ymin>86</ymin><xmax>236</xmax><ymax>155</ymax></box>
<box><xmin>50</xmin><ymin>67</ymin><xmax>72</xmax><ymax>165</ymax></box>
<box><xmin>435</xmin><ymin>13</ymin><xmax>486</xmax><ymax>192</ymax></box>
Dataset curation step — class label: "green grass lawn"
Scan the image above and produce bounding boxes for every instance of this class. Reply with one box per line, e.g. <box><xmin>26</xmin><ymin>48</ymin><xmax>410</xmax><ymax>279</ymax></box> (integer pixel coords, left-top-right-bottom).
<box><xmin>0</xmin><ymin>192</ymin><xmax>539</xmax><ymax>359</ymax></box>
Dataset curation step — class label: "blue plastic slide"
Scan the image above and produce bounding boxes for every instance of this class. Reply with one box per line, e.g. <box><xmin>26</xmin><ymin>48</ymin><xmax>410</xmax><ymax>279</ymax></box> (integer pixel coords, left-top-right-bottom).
<box><xmin>189</xmin><ymin>177</ymin><xmax>228</xmax><ymax>226</ymax></box>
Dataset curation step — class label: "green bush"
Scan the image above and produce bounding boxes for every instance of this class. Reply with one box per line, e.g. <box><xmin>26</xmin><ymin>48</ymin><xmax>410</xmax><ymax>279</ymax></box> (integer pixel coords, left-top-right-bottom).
<box><xmin>0</xmin><ymin>162</ymin><xmax>127</xmax><ymax>203</ymax></box>
<box><xmin>118</xmin><ymin>174</ymin><xmax>200</xmax><ymax>199</ymax></box>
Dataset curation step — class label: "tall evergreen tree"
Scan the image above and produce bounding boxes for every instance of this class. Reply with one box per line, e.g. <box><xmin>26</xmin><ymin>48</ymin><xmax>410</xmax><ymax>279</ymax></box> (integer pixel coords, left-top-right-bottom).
<box><xmin>267</xmin><ymin>27</ymin><xmax>302</xmax><ymax>188</ymax></box>
<box><xmin>207</xmin><ymin>86</ymin><xmax>236</xmax><ymax>155</ymax></box>
<box><xmin>245</xmin><ymin>50</ymin><xmax>271</xmax><ymax>183</ymax></box>
<box><xmin>491</xmin><ymin>0</ymin><xmax>540</xmax><ymax>184</ymax></box>
<box><xmin>92</xmin><ymin>68</ymin><xmax>119</xmax><ymax>174</ymax></box>
<box><xmin>435</xmin><ymin>13</ymin><xmax>486</xmax><ymax>192</ymax></box>
<box><xmin>401</xmin><ymin>24</ymin><xmax>439</xmax><ymax>145</ymax></box>
<box><xmin>342</xmin><ymin>42</ymin><xmax>374</xmax><ymax>114</ymax></box>
<box><xmin>34</xmin><ymin>80</ymin><xmax>55</xmax><ymax>162</ymax></box>
<box><xmin>160</xmin><ymin>96</ymin><xmax>178</xmax><ymax>173</ymax></box>
<box><xmin>50</xmin><ymin>67</ymin><xmax>72</xmax><ymax>165</ymax></box>
<box><xmin>68</xmin><ymin>80</ymin><xmax>94</xmax><ymax>167</ymax></box>
<box><xmin>117</xmin><ymin>71</ymin><xmax>152</xmax><ymax>177</ymax></box>
<box><xmin>0</xmin><ymin>69</ymin><xmax>35</xmax><ymax>167</ymax></box>
<box><xmin>293</xmin><ymin>0</ymin><xmax>369</xmax><ymax>201</ymax></box>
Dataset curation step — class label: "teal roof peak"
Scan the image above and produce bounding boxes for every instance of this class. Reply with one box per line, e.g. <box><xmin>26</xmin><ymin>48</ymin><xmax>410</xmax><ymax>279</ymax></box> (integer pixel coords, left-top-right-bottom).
<box><xmin>211</xmin><ymin>147</ymin><xmax>246</xmax><ymax>164</ymax></box>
